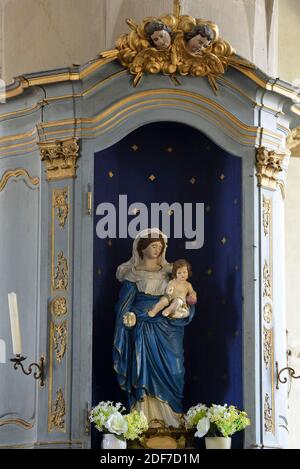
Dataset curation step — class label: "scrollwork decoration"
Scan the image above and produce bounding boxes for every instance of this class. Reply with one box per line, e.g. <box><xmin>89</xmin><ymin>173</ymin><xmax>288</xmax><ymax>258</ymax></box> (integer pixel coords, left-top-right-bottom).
<box><xmin>264</xmin><ymin>394</ymin><xmax>274</xmax><ymax>433</ymax></box>
<box><xmin>53</xmin><ymin>321</ymin><xmax>67</xmax><ymax>364</ymax></box>
<box><xmin>50</xmin><ymin>389</ymin><xmax>66</xmax><ymax>431</ymax></box>
<box><xmin>264</xmin><ymin>327</ymin><xmax>273</xmax><ymax>369</ymax></box>
<box><xmin>54</xmin><ymin>252</ymin><xmax>69</xmax><ymax>291</ymax></box>
<box><xmin>263</xmin><ymin>196</ymin><xmax>271</xmax><ymax>237</ymax></box>
<box><xmin>53</xmin><ymin>189</ymin><xmax>69</xmax><ymax>229</ymax></box>
<box><xmin>263</xmin><ymin>261</ymin><xmax>272</xmax><ymax>299</ymax></box>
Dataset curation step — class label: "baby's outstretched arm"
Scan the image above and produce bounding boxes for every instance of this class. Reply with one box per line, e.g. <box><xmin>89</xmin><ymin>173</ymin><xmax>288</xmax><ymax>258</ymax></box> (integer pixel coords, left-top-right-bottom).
<box><xmin>186</xmin><ymin>282</ymin><xmax>197</xmax><ymax>305</ymax></box>
<box><xmin>148</xmin><ymin>282</ymin><xmax>174</xmax><ymax>317</ymax></box>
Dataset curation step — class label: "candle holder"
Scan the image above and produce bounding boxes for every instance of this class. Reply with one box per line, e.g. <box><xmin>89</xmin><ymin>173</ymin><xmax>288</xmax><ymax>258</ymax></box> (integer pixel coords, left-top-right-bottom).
<box><xmin>10</xmin><ymin>355</ymin><xmax>45</xmax><ymax>387</ymax></box>
<box><xmin>276</xmin><ymin>361</ymin><xmax>300</xmax><ymax>389</ymax></box>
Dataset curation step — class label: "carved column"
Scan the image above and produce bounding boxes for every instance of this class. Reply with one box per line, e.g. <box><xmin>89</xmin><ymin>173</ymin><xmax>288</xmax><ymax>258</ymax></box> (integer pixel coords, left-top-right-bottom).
<box><xmin>256</xmin><ymin>147</ymin><xmax>289</xmax><ymax>448</ymax></box>
<box><xmin>39</xmin><ymin>139</ymin><xmax>79</xmax><ymax>441</ymax></box>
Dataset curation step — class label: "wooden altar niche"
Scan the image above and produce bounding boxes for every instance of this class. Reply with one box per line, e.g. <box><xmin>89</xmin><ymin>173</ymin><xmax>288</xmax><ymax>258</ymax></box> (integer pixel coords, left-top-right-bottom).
<box><xmin>0</xmin><ymin>7</ymin><xmax>300</xmax><ymax>450</ymax></box>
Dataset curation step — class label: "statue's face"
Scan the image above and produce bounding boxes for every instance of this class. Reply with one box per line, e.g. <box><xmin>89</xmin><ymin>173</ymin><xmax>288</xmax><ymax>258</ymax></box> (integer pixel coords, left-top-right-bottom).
<box><xmin>176</xmin><ymin>266</ymin><xmax>189</xmax><ymax>281</ymax></box>
<box><xmin>151</xmin><ymin>29</ymin><xmax>171</xmax><ymax>50</ymax></box>
<box><xmin>142</xmin><ymin>241</ymin><xmax>163</xmax><ymax>259</ymax></box>
<box><xmin>187</xmin><ymin>34</ymin><xmax>211</xmax><ymax>54</ymax></box>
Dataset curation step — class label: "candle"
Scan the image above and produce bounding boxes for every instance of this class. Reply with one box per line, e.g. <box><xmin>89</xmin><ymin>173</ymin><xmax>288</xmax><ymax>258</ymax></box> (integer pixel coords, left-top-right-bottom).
<box><xmin>8</xmin><ymin>292</ymin><xmax>22</xmax><ymax>355</ymax></box>
<box><xmin>0</xmin><ymin>339</ymin><xmax>6</xmax><ymax>363</ymax></box>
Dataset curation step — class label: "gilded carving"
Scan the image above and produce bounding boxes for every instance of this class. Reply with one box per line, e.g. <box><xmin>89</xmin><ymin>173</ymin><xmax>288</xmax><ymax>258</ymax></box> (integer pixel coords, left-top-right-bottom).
<box><xmin>264</xmin><ymin>394</ymin><xmax>274</xmax><ymax>433</ymax></box>
<box><xmin>264</xmin><ymin>327</ymin><xmax>273</xmax><ymax>369</ymax></box>
<box><xmin>53</xmin><ymin>189</ymin><xmax>69</xmax><ymax>229</ymax></box>
<box><xmin>39</xmin><ymin>138</ymin><xmax>79</xmax><ymax>181</ymax></box>
<box><xmin>100</xmin><ymin>3</ymin><xmax>255</xmax><ymax>90</ymax></box>
<box><xmin>50</xmin><ymin>389</ymin><xmax>66</xmax><ymax>431</ymax></box>
<box><xmin>263</xmin><ymin>261</ymin><xmax>272</xmax><ymax>299</ymax></box>
<box><xmin>54</xmin><ymin>252</ymin><xmax>69</xmax><ymax>291</ymax></box>
<box><xmin>256</xmin><ymin>147</ymin><xmax>285</xmax><ymax>190</ymax></box>
<box><xmin>263</xmin><ymin>303</ymin><xmax>273</xmax><ymax>324</ymax></box>
<box><xmin>0</xmin><ymin>168</ymin><xmax>39</xmax><ymax>192</ymax></box>
<box><xmin>287</xmin><ymin>127</ymin><xmax>300</xmax><ymax>151</ymax></box>
<box><xmin>263</xmin><ymin>196</ymin><xmax>272</xmax><ymax>237</ymax></box>
<box><xmin>51</xmin><ymin>296</ymin><xmax>67</xmax><ymax>317</ymax></box>
<box><xmin>52</xmin><ymin>321</ymin><xmax>67</xmax><ymax>364</ymax></box>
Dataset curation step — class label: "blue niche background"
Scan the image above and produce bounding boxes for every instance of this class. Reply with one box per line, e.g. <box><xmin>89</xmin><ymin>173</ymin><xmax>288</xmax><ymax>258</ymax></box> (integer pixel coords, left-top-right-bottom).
<box><xmin>93</xmin><ymin>122</ymin><xmax>243</xmax><ymax>448</ymax></box>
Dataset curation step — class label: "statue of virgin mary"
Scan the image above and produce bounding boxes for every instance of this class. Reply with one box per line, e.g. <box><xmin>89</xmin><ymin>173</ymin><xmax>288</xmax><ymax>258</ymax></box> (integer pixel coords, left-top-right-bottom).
<box><xmin>113</xmin><ymin>228</ymin><xmax>195</xmax><ymax>429</ymax></box>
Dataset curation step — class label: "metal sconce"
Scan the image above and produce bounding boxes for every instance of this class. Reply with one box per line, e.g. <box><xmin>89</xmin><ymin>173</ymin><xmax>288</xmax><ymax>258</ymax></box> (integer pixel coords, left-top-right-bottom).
<box><xmin>276</xmin><ymin>361</ymin><xmax>300</xmax><ymax>390</ymax></box>
<box><xmin>10</xmin><ymin>354</ymin><xmax>45</xmax><ymax>387</ymax></box>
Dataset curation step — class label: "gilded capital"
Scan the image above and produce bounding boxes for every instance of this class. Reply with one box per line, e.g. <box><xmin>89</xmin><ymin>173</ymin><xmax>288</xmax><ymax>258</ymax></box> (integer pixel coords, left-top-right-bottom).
<box><xmin>256</xmin><ymin>147</ymin><xmax>285</xmax><ymax>191</ymax></box>
<box><xmin>39</xmin><ymin>138</ymin><xmax>79</xmax><ymax>181</ymax></box>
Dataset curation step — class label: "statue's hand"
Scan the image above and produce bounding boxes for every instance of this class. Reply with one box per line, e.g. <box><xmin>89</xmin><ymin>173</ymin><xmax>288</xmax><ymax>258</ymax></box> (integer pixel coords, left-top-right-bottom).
<box><xmin>187</xmin><ymin>293</ymin><xmax>197</xmax><ymax>305</ymax></box>
<box><xmin>123</xmin><ymin>312</ymin><xmax>137</xmax><ymax>328</ymax></box>
<box><xmin>148</xmin><ymin>309</ymin><xmax>157</xmax><ymax>318</ymax></box>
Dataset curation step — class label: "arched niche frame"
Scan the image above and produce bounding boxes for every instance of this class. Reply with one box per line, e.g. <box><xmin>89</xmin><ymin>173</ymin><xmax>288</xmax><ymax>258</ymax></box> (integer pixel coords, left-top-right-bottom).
<box><xmin>1</xmin><ymin>55</ymin><xmax>300</xmax><ymax>449</ymax></box>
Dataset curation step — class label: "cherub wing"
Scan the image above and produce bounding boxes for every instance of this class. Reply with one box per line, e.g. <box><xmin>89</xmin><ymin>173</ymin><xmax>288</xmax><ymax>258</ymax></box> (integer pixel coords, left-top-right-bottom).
<box><xmin>202</xmin><ymin>51</ymin><xmax>225</xmax><ymax>75</ymax></box>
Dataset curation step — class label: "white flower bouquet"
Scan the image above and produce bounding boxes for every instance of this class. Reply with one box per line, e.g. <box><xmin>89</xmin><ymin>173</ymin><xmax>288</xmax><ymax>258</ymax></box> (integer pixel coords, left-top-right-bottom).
<box><xmin>89</xmin><ymin>401</ymin><xmax>148</xmax><ymax>441</ymax></box>
<box><xmin>185</xmin><ymin>403</ymin><xmax>250</xmax><ymax>438</ymax></box>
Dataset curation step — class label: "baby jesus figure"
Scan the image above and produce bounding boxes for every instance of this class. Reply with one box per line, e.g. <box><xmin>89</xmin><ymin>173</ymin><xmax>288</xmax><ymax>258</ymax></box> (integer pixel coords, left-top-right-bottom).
<box><xmin>148</xmin><ymin>259</ymin><xmax>197</xmax><ymax>319</ymax></box>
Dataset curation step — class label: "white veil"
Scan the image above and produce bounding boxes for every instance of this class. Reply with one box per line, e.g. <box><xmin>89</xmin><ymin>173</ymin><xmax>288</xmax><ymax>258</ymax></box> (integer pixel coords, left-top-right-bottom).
<box><xmin>116</xmin><ymin>228</ymin><xmax>170</xmax><ymax>282</ymax></box>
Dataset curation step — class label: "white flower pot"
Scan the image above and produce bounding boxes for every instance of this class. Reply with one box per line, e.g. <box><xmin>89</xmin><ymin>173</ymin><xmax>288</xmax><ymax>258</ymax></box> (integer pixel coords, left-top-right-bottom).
<box><xmin>205</xmin><ymin>437</ymin><xmax>231</xmax><ymax>449</ymax></box>
<box><xmin>101</xmin><ymin>434</ymin><xmax>127</xmax><ymax>449</ymax></box>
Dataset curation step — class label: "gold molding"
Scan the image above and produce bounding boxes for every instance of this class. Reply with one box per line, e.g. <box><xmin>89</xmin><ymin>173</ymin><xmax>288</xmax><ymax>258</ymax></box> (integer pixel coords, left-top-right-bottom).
<box><xmin>1</xmin><ymin>89</ymin><xmax>288</xmax><ymax>155</ymax></box>
<box><xmin>39</xmin><ymin>102</ymin><xmax>257</xmax><ymax>147</ymax></box>
<box><xmin>49</xmin><ymin>389</ymin><xmax>66</xmax><ymax>432</ymax></box>
<box><xmin>51</xmin><ymin>296</ymin><xmax>68</xmax><ymax>318</ymax></box>
<box><xmin>52</xmin><ymin>320</ymin><xmax>67</xmax><ymax>365</ymax></box>
<box><xmin>39</xmin><ymin>138</ymin><xmax>79</xmax><ymax>181</ymax></box>
<box><xmin>34</xmin><ymin>89</ymin><xmax>262</xmax><ymax>149</ymax></box>
<box><xmin>0</xmin><ymin>144</ymin><xmax>38</xmax><ymax>158</ymax></box>
<box><xmin>0</xmin><ymin>102</ymin><xmax>42</xmax><ymax>121</ymax></box>
<box><xmin>39</xmin><ymin>89</ymin><xmax>259</xmax><ymax>133</ymax></box>
<box><xmin>0</xmin><ymin>418</ymin><xmax>34</xmax><ymax>429</ymax></box>
<box><xmin>261</xmin><ymin>195</ymin><xmax>275</xmax><ymax>438</ymax></box>
<box><xmin>0</xmin><ymin>71</ymin><xmax>285</xmax><ymax>126</ymax></box>
<box><xmin>256</xmin><ymin>147</ymin><xmax>286</xmax><ymax>191</ymax></box>
<box><xmin>53</xmin><ymin>189</ymin><xmax>69</xmax><ymax>229</ymax></box>
<box><xmin>0</xmin><ymin>58</ymin><xmax>291</xmax><ymax>101</ymax></box>
<box><xmin>0</xmin><ymin>129</ymin><xmax>36</xmax><ymax>145</ymax></box>
<box><xmin>41</xmin><ymin>70</ymin><xmax>128</xmax><ymax>104</ymax></box>
<box><xmin>0</xmin><ymin>168</ymin><xmax>39</xmax><ymax>192</ymax></box>
<box><xmin>48</xmin><ymin>185</ymin><xmax>70</xmax><ymax>435</ymax></box>
<box><xmin>0</xmin><ymin>57</ymin><xmax>116</xmax><ymax>101</ymax></box>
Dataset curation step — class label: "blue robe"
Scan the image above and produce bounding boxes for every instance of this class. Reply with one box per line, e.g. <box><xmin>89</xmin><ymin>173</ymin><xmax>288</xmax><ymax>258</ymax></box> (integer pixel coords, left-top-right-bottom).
<box><xmin>113</xmin><ymin>280</ymin><xmax>195</xmax><ymax>414</ymax></box>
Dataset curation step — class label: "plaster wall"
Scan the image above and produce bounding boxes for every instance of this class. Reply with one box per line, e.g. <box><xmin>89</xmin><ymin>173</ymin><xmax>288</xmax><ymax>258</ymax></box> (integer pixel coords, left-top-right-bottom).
<box><xmin>278</xmin><ymin>0</ymin><xmax>300</xmax><ymax>450</ymax></box>
<box><xmin>0</xmin><ymin>0</ymin><xmax>278</xmax><ymax>84</ymax></box>
<box><xmin>284</xmin><ymin>156</ymin><xmax>300</xmax><ymax>449</ymax></box>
